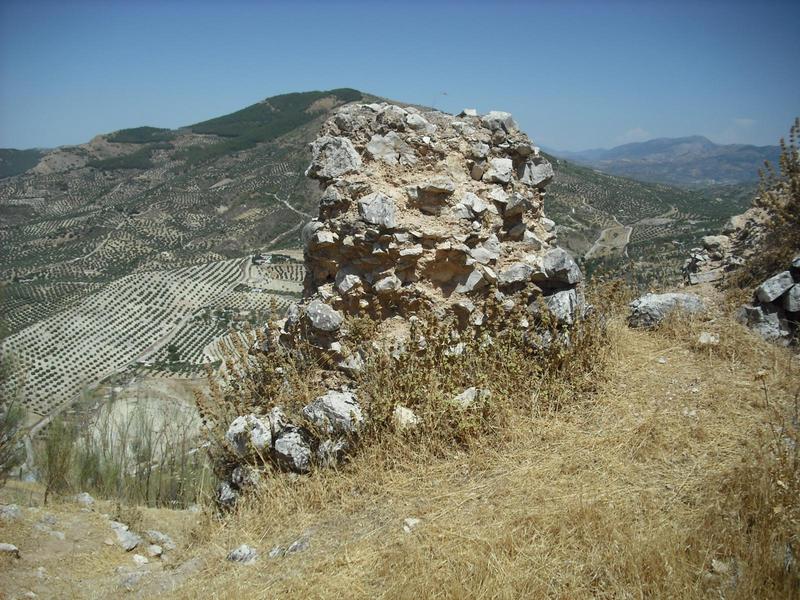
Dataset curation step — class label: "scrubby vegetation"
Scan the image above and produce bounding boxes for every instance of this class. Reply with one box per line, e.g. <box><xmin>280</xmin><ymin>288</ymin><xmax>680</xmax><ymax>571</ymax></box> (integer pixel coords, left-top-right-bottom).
<box><xmin>106</xmin><ymin>126</ymin><xmax>176</xmax><ymax>144</ymax></box>
<box><xmin>87</xmin><ymin>142</ymin><xmax>172</xmax><ymax>171</ymax></box>
<box><xmin>734</xmin><ymin>118</ymin><xmax>800</xmax><ymax>287</ymax></box>
<box><xmin>179</xmin><ymin>88</ymin><xmax>362</xmax><ymax>165</ymax></box>
<box><xmin>179</xmin><ymin>286</ymin><xmax>800</xmax><ymax>599</ymax></box>
<box><xmin>32</xmin><ymin>398</ymin><xmax>209</xmax><ymax>508</ymax></box>
<box><xmin>0</xmin><ymin>148</ymin><xmax>44</xmax><ymax>179</ymax></box>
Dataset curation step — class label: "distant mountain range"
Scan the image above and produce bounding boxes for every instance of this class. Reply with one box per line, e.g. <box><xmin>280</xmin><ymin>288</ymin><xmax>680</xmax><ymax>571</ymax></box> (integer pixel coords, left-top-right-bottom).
<box><xmin>550</xmin><ymin>136</ymin><xmax>780</xmax><ymax>187</ymax></box>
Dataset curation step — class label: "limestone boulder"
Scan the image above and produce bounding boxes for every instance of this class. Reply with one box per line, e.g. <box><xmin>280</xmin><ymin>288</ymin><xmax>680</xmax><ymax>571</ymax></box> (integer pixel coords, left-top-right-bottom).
<box><xmin>628</xmin><ymin>293</ymin><xmax>705</xmax><ymax>328</ymax></box>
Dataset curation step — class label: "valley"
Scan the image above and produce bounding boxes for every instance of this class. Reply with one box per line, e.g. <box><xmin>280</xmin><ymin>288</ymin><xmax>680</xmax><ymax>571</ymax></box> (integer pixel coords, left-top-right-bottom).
<box><xmin>0</xmin><ymin>89</ymin><xmax>758</xmax><ymax>431</ymax></box>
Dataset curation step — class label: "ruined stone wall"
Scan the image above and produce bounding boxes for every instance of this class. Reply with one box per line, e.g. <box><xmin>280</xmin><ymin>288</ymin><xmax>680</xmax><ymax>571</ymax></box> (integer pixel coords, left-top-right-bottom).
<box><xmin>286</xmin><ymin>102</ymin><xmax>583</xmax><ymax>360</ymax></box>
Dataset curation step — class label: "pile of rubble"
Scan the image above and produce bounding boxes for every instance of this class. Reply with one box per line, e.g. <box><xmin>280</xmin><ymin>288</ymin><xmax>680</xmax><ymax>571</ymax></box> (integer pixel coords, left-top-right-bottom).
<box><xmin>216</xmin><ymin>102</ymin><xmax>586</xmax><ymax>506</ymax></box>
<box><xmin>684</xmin><ymin>200</ymin><xmax>797</xmax><ymax>344</ymax></box>
<box><xmin>736</xmin><ymin>256</ymin><xmax>800</xmax><ymax>345</ymax></box>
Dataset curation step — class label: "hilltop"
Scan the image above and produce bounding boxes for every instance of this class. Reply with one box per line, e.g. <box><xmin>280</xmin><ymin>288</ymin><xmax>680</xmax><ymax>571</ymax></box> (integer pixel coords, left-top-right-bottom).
<box><xmin>554</xmin><ymin>135</ymin><xmax>779</xmax><ymax>187</ymax></box>
<box><xmin>0</xmin><ymin>90</ymin><xmax>753</xmax><ymax>431</ymax></box>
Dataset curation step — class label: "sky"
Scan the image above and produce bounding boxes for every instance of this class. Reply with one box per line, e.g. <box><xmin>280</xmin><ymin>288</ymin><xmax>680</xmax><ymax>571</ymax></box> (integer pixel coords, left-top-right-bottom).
<box><xmin>1</xmin><ymin>0</ymin><xmax>798</xmax><ymax>151</ymax></box>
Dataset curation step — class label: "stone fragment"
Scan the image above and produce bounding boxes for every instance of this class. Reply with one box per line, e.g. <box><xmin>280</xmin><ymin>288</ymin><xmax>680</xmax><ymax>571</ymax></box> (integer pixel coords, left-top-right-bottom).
<box><xmin>698</xmin><ymin>332</ymin><xmax>720</xmax><ymax>346</ymax></box>
<box><xmin>374</xmin><ymin>274</ymin><xmax>402</xmax><ymax>295</ymax></box>
<box><xmin>542</xmin><ymin>248</ymin><xmax>582</xmax><ymax>284</ymax></box>
<box><xmin>453</xmin><ymin>387</ymin><xmax>491</xmax><ymax>408</ymax></box>
<box><xmin>338</xmin><ymin>351</ymin><xmax>365</xmax><ymax>374</ymax></box>
<box><xmin>216</xmin><ymin>481</ymin><xmax>239</xmax><ymax>509</ymax></box>
<box><xmin>272</xmin><ymin>429</ymin><xmax>313</xmax><ymax>473</ymax></box>
<box><xmin>336</xmin><ymin>272</ymin><xmax>362</xmax><ymax>295</ymax></box>
<box><xmin>366</xmin><ymin>131</ymin><xmax>416</xmax><ymax>165</ymax></box>
<box><xmin>481</xmin><ymin>111</ymin><xmax>518</xmax><ymax>132</ymax></box>
<box><xmin>455</xmin><ymin>270</ymin><xmax>486</xmax><ymax>293</ymax></box>
<box><xmin>403</xmin><ymin>517</ymin><xmax>422</xmax><ymax>533</ymax></box>
<box><xmin>785</xmin><ymin>284</ymin><xmax>800</xmax><ymax>312</ymax></box>
<box><xmin>519</xmin><ymin>160</ymin><xmax>554</xmax><ymax>188</ymax></box>
<box><xmin>535</xmin><ymin>288</ymin><xmax>579</xmax><ymax>325</ymax></box>
<box><xmin>483</xmin><ymin>158</ymin><xmax>513</xmax><ymax>184</ymax></box>
<box><xmin>146</xmin><ymin>544</ymin><xmax>163</xmax><ymax>558</ymax></box>
<box><xmin>74</xmin><ymin>492</ymin><xmax>94</xmax><ymax>508</ymax></box>
<box><xmin>756</xmin><ymin>271</ymin><xmax>794</xmax><ymax>303</ymax></box>
<box><xmin>0</xmin><ymin>543</ymin><xmax>20</xmax><ymax>558</ymax></box>
<box><xmin>392</xmin><ymin>405</ymin><xmax>420</xmax><ymax>430</ymax></box>
<box><xmin>225</xmin><ymin>414</ymin><xmax>271</xmax><ymax>457</ymax></box>
<box><xmin>132</xmin><ymin>554</ymin><xmax>148</xmax><ymax>566</ymax></box>
<box><xmin>737</xmin><ymin>304</ymin><xmax>791</xmax><ymax>345</ymax></box>
<box><xmin>305</xmin><ymin>300</ymin><xmax>343</xmax><ymax>332</ymax></box>
<box><xmin>110</xmin><ymin>521</ymin><xmax>142</xmax><ymax>551</ymax></box>
<box><xmin>628</xmin><ymin>293</ymin><xmax>706</xmax><ymax>328</ymax></box>
<box><xmin>303</xmin><ymin>390</ymin><xmax>363</xmax><ymax>436</ymax></box>
<box><xmin>317</xmin><ymin>438</ymin><xmax>348</xmax><ymax>468</ymax></box>
<box><xmin>305</xmin><ymin>136</ymin><xmax>362</xmax><ymax>180</ymax></box>
<box><xmin>227</xmin><ymin>544</ymin><xmax>258</xmax><ymax>564</ymax></box>
<box><xmin>498</xmin><ymin>262</ymin><xmax>534</xmax><ymax>285</ymax></box>
<box><xmin>0</xmin><ymin>504</ymin><xmax>22</xmax><ymax>521</ymax></box>
<box><xmin>406</xmin><ymin>113</ymin><xmax>435</xmax><ymax>133</ymax></box>
<box><xmin>358</xmin><ymin>192</ymin><xmax>396</xmax><ymax>229</ymax></box>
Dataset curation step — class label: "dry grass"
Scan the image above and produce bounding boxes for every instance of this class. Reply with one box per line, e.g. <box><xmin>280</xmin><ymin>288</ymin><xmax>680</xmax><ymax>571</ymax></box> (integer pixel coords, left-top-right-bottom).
<box><xmin>2</xmin><ymin>295</ymin><xmax>796</xmax><ymax>598</ymax></box>
<box><xmin>170</xmin><ymin>306</ymin><xmax>799</xmax><ymax>599</ymax></box>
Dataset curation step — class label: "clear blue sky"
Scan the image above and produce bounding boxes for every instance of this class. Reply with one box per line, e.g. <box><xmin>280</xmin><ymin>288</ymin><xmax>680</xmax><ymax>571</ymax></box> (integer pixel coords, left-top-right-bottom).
<box><xmin>1</xmin><ymin>0</ymin><xmax>798</xmax><ymax>150</ymax></box>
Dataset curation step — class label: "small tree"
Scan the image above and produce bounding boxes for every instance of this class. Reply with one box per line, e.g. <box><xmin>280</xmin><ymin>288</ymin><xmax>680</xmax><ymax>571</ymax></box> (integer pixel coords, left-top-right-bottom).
<box><xmin>743</xmin><ymin>117</ymin><xmax>800</xmax><ymax>283</ymax></box>
<box><xmin>0</xmin><ymin>351</ymin><xmax>26</xmax><ymax>484</ymax></box>
<box><xmin>0</xmin><ymin>399</ymin><xmax>26</xmax><ymax>485</ymax></box>
<box><xmin>39</xmin><ymin>417</ymin><xmax>77</xmax><ymax>504</ymax></box>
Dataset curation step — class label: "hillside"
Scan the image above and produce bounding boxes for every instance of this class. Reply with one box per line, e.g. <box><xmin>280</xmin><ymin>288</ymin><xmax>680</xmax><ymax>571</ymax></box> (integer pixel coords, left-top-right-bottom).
<box><xmin>546</xmin><ymin>155</ymin><xmax>753</xmax><ymax>282</ymax></box>
<box><xmin>0</xmin><ymin>89</ymin><xmax>368</xmax><ymax>426</ymax></box>
<box><xmin>0</xmin><ymin>91</ymin><xmax>754</xmax><ymax>430</ymax></box>
<box><xmin>555</xmin><ymin>136</ymin><xmax>779</xmax><ymax>187</ymax></box>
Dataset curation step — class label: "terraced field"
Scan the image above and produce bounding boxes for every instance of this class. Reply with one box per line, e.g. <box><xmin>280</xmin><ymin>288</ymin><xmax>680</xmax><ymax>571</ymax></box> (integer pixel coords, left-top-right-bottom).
<box><xmin>546</xmin><ymin>156</ymin><xmax>753</xmax><ymax>283</ymax></box>
<box><xmin>1</xmin><ymin>254</ymin><xmax>304</xmax><ymax>422</ymax></box>
<box><xmin>0</xmin><ymin>88</ymin><xmax>754</xmax><ymax>429</ymax></box>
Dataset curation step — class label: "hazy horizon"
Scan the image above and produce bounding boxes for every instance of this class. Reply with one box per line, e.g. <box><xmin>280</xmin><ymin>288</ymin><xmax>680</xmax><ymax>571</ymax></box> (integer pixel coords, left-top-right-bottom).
<box><xmin>1</xmin><ymin>0</ymin><xmax>798</xmax><ymax>151</ymax></box>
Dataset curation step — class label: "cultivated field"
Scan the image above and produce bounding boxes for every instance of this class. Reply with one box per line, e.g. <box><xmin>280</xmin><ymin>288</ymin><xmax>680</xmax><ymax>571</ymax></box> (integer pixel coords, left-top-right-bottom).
<box><xmin>1</xmin><ymin>254</ymin><xmax>304</xmax><ymax>424</ymax></box>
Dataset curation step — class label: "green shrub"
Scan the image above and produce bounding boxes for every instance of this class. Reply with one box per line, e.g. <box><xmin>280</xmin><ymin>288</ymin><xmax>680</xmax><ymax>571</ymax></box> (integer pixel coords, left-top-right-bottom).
<box><xmin>38</xmin><ymin>417</ymin><xmax>77</xmax><ymax>503</ymax></box>
<box><xmin>106</xmin><ymin>126</ymin><xmax>176</xmax><ymax>144</ymax></box>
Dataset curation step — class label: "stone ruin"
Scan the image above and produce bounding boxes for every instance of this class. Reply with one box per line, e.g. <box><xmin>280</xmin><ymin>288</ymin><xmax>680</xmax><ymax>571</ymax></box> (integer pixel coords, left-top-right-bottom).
<box><xmin>683</xmin><ymin>204</ymin><xmax>798</xmax><ymax>345</ymax></box>
<box><xmin>289</xmin><ymin>101</ymin><xmax>583</xmax><ymax>356</ymax></box>
<box><xmin>217</xmin><ymin>102</ymin><xmax>586</xmax><ymax>506</ymax></box>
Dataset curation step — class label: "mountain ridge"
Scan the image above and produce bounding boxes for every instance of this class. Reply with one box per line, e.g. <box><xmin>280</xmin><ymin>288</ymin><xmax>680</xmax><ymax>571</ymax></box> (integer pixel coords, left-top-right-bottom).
<box><xmin>548</xmin><ymin>135</ymin><xmax>780</xmax><ymax>187</ymax></box>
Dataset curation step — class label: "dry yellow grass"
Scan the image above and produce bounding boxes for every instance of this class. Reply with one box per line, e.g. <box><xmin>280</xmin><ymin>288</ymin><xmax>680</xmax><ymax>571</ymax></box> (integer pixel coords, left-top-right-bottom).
<box><xmin>171</xmin><ymin>312</ymin><xmax>799</xmax><ymax>599</ymax></box>
<box><xmin>2</xmin><ymin>305</ymin><xmax>797</xmax><ymax>599</ymax></box>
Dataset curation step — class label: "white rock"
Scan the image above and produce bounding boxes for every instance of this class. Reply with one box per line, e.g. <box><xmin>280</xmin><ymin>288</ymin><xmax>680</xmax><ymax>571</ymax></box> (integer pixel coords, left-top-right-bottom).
<box><xmin>303</xmin><ymin>390</ymin><xmax>363</xmax><ymax>435</ymax></box>
<box><xmin>305</xmin><ymin>136</ymin><xmax>362</xmax><ymax>180</ymax></box>
<box><xmin>481</xmin><ymin>111</ymin><xmax>518</xmax><ymax>132</ymax></box>
<box><xmin>225</xmin><ymin>414</ymin><xmax>271</xmax><ymax>457</ymax></box>
<box><xmin>698</xmin><ymin>332</ymin><xmax>720</xmax><ymax>346</ymax></box>
<box><xmin>146</xmin><ymin>544</ymin><xmax>163</xmax><ymax>558</ymax></box>
<box><xmin>0</xmin><ymin>543</ymin><xmax>20</xmax><ymax>558</ymax></box>
<box><xmin>403</xmin><ymin>517</ymin><xmax>422</xmax><ymax>533</ymax></box>
<box><xmin>483</xmin><ymin>157</ymin><xmax>513</xmax><ymax>184</ymax></box>
<box><xmin>74</xmin><ymin>492</ymin><xmax>94</xmax><ymax>508</ymax></box>
<box><xmin>227</xmin><ymin>544</ymin><xmax>257</xmax><ymax>564</ymax></box>
<box><xmin>0</xmin><ymin>504</ymin><xmax>22</xmax><ymax>521</ymax></box>
<box><xmin>132</xmin><ymin>554</ymin><xmax>149</xmax><ymax>566</ymax></box>
<box><xmin>392</xmin><ymin>405</ymin><xmax>420</xmax><ymax>431</ymax></box>
<box><xmin>756</xmin><ymin>271</ymin><xmax>794</xmax><ymax>303</ymax></box>
<box><xmin>358</xmin><ymin>192</ymin><xmax>397</xmax><ymax>229</ymax></box>
<box><xmin>628</xmin><ymin>293</ymin><xmax>705</xmax><ymax>328</ymax></box>
<box><xmin>453</xmin><ymin>387</ymin><xmax>491</xmax><ymax>408</ymax></box>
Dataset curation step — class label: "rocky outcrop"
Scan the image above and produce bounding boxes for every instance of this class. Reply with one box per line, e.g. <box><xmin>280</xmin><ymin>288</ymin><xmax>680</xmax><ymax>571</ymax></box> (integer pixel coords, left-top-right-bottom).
<box><xmin>734</xmin><ymin>257</ymin><xmax>799</xmax><ymax>345</ymax></box>
<box><xmin>216</xmin><ymin>102</ymin><xmax>584</xmax><ymax>506</ymax></box>
<box><xmin>628</xmin><ymin>293</ymin><xmax>706</xmax><ymax>328</ymax></box>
